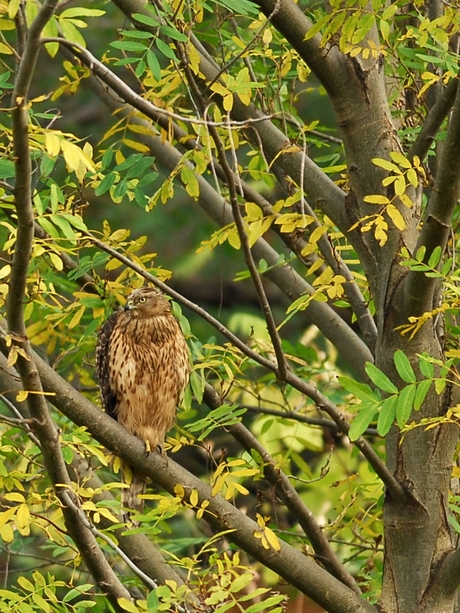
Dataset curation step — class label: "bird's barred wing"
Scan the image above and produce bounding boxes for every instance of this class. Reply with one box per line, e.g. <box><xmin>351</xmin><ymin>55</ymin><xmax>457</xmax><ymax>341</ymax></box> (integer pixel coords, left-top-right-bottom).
<box><xmin>96</xmin><ymin>311</ymin><xmax>119</xmax><ymax>419</ymax></box>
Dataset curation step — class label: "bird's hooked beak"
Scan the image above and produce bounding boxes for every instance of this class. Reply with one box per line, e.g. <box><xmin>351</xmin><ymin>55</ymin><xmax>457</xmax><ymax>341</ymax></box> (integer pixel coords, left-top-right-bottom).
<box><xmin>124</xmin><ymin>299</ymin><xmax>134</xmax><ymax>311</ymax></box>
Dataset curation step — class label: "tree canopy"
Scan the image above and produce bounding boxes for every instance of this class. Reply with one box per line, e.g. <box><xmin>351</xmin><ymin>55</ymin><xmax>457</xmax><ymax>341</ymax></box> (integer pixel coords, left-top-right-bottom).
<box><xmin>1</xmin><ymin>0</ymin><xmax>460</xmax><ymax>612</ymax></box>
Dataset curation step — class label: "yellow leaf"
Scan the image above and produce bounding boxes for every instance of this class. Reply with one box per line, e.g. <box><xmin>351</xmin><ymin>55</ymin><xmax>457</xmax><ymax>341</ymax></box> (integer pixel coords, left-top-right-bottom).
<box><xmin>400</xmin><ymin>193</ymin><xmax>413</xmax><ymax>209</ymax></box>
<box><xmin>307</xmin><ymin>257</ymin><xmax>325</xmax><ymax>275</ymax></box>
<box><xmin>181</xmin><ymin>166</ymin><xmax>200</xmax><ymax>199</ymax></box>
<box><xmin>49</xmin><ymin>252</ymin><xmax>63</xmax><ymax>271</ymax></box>
<box><xmin>0</xmin><ymin>523</ymin><xmax>14</xmax><ymax>543</ymax></box>
<box><xmin>8</xmin><ymin>0</ymin><xmax>21</xmax><ymax>18</ymax></box>
<box><xmin>112</xmin><ymin>455</ymin><xmax>122</xmax><ymax>474</ymax></box>
<box><xmin>374</xmin><ymin>217</ymin><xmax>388</xmax><ymax>246</ymax></box>
<box><xmin>389</xmin><ymin>151</ymin><xmax>412</xmax><ymax>168</ymax></box>
<box><xmin>117</xmin><ymin>597</ymin><xmax>139</xmax><ymax>613</ymax></box>
<box><xmin>264</xmin><ymin>526</ymin><xmax>281</xmax><ymax>551</ymax></box>
<box><xmin>262</xmin><ymin>28</ymin><xmax>272</xmax><ymax>45</ymax></box>
<box><xmin>386</xmin><ymin>204</ymin><xmax>406</xmax><ymax>231</ymax></box>
<box><xmin>363</xmin><ymin>194</ymin><xmax>390</xmax><ymax>205</ymax></box>
<box><xmin>68</xmin><ymin>305</ymin><xmax>85</xmax><ymax>329</ymax></box>
<box><xmin>190</xmin><ymin>489</ymin><xmax>199</xmax><ymax>507</ymax></box>
<box><xmin>394</xmin><ymin>175</ymin><xmax>406</xmax><ymax>196</ymax></box>
<box><xmin>245</xmin><ymin>202</ymin><xmax>263</xmax><ymax>222</ymax></box>
<box><xmin>4</xmin><ymin>492</ymin><xmax>25</xmax><ymax>503</ymax></box>
<box><xmin>188</xmin><ymin>43</ymin><xmax>201</xmax><ymax>75</ymax></box>
<box><xmin>83</xmin><ymin>141</ymin><xmax>93</xmax><ymax>160</ymax></box>
<box><xmin>223</xmin><ymin>93</ymin><xmax>233</xmax><ymax>111</ymax></box>
<box><xmin>372</xmin><ymin>157</ymin><xmax>401</xmax><ymax>173</ymax></box>
<box><xmin>406</xmin><ymin>168</ymin><xmax>418</xmax><ymax>188</ymax></box>
<box><xmin>309</xmin><ymin>225</ymin><xmax>328</xmax><ymax>244</ymax></box>
<box><xmin>0</xmin><ymin>42</ymin><xmax>13</xmax><ymax>54</ymax></box>
<box><xmin>227</xmin><ymin>228</ymin><xmax>241</xmax><ymax>250</ymax></box>
<box><xmin>211</xmin><ymin>473</ymin><xmax>227</xmax><ymax>497</ymax></box>
<box><xmin>123</xmin><ymin>139</ymin><xmax>150</xmax><ymax>153</ymax></box>
<box><xmin>16</xmin><ymin>390</ymin><xmax>28</xmax><ymax>402</ymax></box>
<box><xmin>61</xmin><ymin>140</ymin><xmax>96</xmax><ymax>177</ymax></box>
<box><xmin>231</xmin><ymin>468</ymin><xmax>259</xmax><ymax>477</ymax></box>
<box><xmin>174</xmin><ymin>484</ymin><xmax>185</xmax><ymax>498</ymax></box>
<box><xmin>61</xmin><ymin>140</ymin><xmax>83</xmax><ymax>172</ymax></box>
<box><xmin>7</xmin><ymin>345</ymin><xmax>17</xmax><ymax>368</ymax></box>
<box><xmin>15</xmin><ymin>503</ymin><xmax>30</xmax><ymax>530</ymax></box>
<box><xmin>210</xmin><ymin>82</ymin><xmax>230</xmax><ymax>98</ymax></box>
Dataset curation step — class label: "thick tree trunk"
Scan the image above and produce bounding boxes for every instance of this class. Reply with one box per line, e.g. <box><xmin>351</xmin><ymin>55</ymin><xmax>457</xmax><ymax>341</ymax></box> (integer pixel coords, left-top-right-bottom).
<box><xmin>377</xmin><ymin>318</ymin><xmax>459</xmax><ymax>612</ymax></box>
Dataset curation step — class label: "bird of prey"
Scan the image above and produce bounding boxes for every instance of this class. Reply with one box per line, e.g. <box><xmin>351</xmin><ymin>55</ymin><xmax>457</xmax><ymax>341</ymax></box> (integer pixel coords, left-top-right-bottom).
<box><xmin>96</xmin><ymin>286</ymin><xmax>189</xmax><ymax>514</ymax></box>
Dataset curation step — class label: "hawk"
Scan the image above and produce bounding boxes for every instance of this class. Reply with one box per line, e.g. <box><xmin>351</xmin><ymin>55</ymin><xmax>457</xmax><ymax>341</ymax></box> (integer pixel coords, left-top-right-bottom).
<box><xmin>96</xmin><ymin>286</ymin><xmax>189</xmax><ymax>515</ymax></box>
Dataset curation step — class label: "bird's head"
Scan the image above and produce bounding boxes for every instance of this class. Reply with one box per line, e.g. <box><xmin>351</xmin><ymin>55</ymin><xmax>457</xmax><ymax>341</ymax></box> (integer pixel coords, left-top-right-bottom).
<box><xmin>124</xmin><ymin>287</ymin><xmax>171</xmax><ymax>318</ymax></box>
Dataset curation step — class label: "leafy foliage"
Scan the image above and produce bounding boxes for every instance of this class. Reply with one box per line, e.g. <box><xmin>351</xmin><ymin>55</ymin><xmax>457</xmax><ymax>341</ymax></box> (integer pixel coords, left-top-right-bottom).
<box><xmin>2</xmin><ymin>0</ymin><xmax>460</xmax><ymax>611</ymax></box>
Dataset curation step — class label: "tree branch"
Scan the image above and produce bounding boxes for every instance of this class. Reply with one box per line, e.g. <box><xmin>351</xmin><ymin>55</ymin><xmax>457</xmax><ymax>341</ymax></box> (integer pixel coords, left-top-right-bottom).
<box><xmin>81</xmin><ymin>232</ymin><xmax>406</xmax><ymax>498</ymax></box>
<box><xmin>203</xmin><ymin>383</ymin><xmax>361</xmax><ymax>593</ymax></box>
<box><xmin>180</xmin><ymin>56</ymin><xmax>289</xmax><ymax>379</ymax></box>
<box><xmin>6</xmin><ymin>4</ymin><xmax>135</xmax><ymax>608</ymax></box>
<box><xmin>241</xmin><ymin>403</ymin><xmax>378</xmax><ymax>436</ymax></box>
<box><xmin>108</xmin><ymin>0</ymin><xmax>351</xmax><ymax>237</ymax></box>
<box><xmin>405</xmin><ymin>79</ymin><xmax>460</xmax><ymax>318</ymax></box>
<box><xmin>12</xmin><ymin>346</ymin><xmax>377</xmax><ymax>613</ymax></box>
<box><xmin>417</xmin><ymin>546</ymin><xmax>460</xmax><ymax>612</ymax></box>
<box><xmin>0</xmin><ymin>353</ymin><xmax>204</xmax><ymax>609</ymax></box>
<box><xmin>408</xmin><ymin>77</ymin><xmax>459</xmax><ymax>163</ymax></box>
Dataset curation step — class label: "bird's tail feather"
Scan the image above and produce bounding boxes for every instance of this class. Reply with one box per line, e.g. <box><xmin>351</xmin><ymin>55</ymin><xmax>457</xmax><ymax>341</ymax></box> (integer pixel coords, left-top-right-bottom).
<box><xmin>122</xmin><ymin>464</ymin><xmax>146</xmax><ymax>518</ymax></box>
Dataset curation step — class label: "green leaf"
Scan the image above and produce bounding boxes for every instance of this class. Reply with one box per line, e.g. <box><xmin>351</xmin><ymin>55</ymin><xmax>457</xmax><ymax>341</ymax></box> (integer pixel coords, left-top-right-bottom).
<box><xmin>428</xmin><ymin>246</ymin><xmax>442</xmax><ymax>268</ymax></box>
<box><xmin>147</xmin><ymin>49</ymin><xmax>161</xmax><ymax>81</ymax></box>
<box><xmin>377</xmin><ymin>394</ymin><xmax>397</xmax><ymax>437</ymax></box>
<box><xmin>94</xmin><ymin>171</ymin><xmax>117</xmax><ymax>196</ymax></box>
<box><xmin>414</xmin><ymin>246</ymin><xmax>426</xmax><ymax>262</ymax></box>
<box><xmin>160</xmin><ymin>24</ymin><xmax>188</xmax><ymax>42</ymax></box>
<box><xmin>246</xmin><ymin>595</ymin><xmax>286</xmax><ymax>613</ymax></box>
<box><xmin>396</xmin><ymin>384</ymin><xmax>416</xmax><ymax>428</ymax></box>
<box><xmin>365</xmin><ymin>362</ymin><xmax>398</xmax><ymax>394</ymax></box>
<box><xmin>132</xmin><ymin>12</ymin><xmax>160</xmax><ymax>27</ymax></box>
<box><xmin>349</xmin><ymin>404</ymin><xmax>378</xmax><ymax>441</ymax></box>
<box><xmin>62</xmin><ymin>585</ymin><xmax>94</xmax><ymax>603</ymax></box>
<box><xmin>338</xmin><ymin>376</ymin><xmax>380</xmax><ymax>403</ymax></box>
<box><xmin>37</xmin><ymin>217</ymin><xmax>59</xmax><ymax>239</ymax></box>
<box><xmin>394</xmin><ymin>350</ymin><xmax>416</xmax><ymax>383</ymax></box>
<box><xmin>0</xmin><ymin>159</ymin><xmax>15</xmax><ymax>179</ymax></box>
<box><xmin>155</xmin><ymin>38</ymin><xmax>178</xmax><ymax>61</ymax></box>
<box><xmin>418</xmin><ymin>355</ymin><xmax>434</xmax><ymax>379</ymax></box>
<box><xmin>189</xmin><ymin>370</ymin><xmax>205</xmax><ymax>404</ymax></box>
<box><xmin>62</xmin><ymin>213</ymin><xmax>87</xmax><ymax>231</ymax></box>
<box><xmin>49</xmin><ymin>214</ymin><xmax>76</xmax><ymax>240</ymax></box>
<box><xmin>110</xmin><ymin>40</ymin><xmax>146</xmax><ymax>52</ymax></box>
<box><xmin>215</xmin><ymin>0</ymin><xmax>259</xmax><ymax>15</ymax></box>
<box><xmin>414</xmin><ymin>380</ymin><xmax>431</xmax><ymax>411</ymax></box>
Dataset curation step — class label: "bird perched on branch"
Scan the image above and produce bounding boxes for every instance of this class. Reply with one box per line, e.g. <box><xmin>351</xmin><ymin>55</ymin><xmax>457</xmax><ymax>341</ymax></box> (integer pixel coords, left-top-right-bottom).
<box><xmin>96</xmin><ymin>286</ymin><xmax>189</xmax><ymax>515</ymax></box>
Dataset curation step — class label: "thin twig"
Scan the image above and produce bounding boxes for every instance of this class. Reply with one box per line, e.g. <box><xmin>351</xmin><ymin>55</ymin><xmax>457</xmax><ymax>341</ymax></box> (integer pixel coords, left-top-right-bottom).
<box><xmin>59</xmin><ymin>491</ymin><xmax>164</xmax><ymax>594</ymax></box>
<box><xmin>241</xmin><ymin>404</ymin><xmax>379</xmax><ymax>436</ymax></box>
<box><xmin>179</xmin><ymin>53</ymin><xmax>289</xmax><ymax>379</ymax></box>
<box><xmin>203</xmin><ymin>384</ymin><xmax>361</xmax><ymax>593</ymax></box>
<box><xmin>43</xmin><ymin>38</ymin><xmax>278</xmax><ymax>130</ymax></box>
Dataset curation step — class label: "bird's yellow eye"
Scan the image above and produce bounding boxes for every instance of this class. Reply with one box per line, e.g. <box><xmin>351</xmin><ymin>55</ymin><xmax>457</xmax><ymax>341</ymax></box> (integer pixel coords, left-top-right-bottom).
<box><xmin>139</xmin><ymin>296</ymin><xmax>146</xmax><ymax>303</ymax></box>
